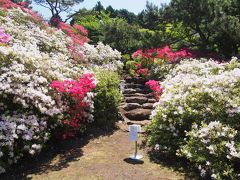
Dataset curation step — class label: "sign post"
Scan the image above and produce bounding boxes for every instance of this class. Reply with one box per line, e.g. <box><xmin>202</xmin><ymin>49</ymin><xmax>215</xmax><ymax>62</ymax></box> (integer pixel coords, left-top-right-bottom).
<box><xmin>129</xmin><ymin>124</ymin><xmax>143</xmax><ymax>160</ymax></box>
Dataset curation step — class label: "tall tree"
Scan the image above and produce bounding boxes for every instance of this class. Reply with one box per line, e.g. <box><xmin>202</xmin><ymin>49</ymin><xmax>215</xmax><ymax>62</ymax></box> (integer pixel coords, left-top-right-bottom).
<box><xmin>105</xmin><ymin>5</ymin><xmax>116</xmax><ymax>18</ymax></box>
<box><xmin>93</xmin><ymin>1</ymin><xmax>104</xmax><ymax>13</ymax></box>
<box><xmin>138</xmin><ymin>1</ymin><xmax>164</xmax><ymax>30</ymax></box>
<box><xmin>34</xmin><ymin>0</ymin><xmax>84</xmax><ymax>24</ymax></box>
<box><xmin>115</xmin><ymin>9</ymin><xmax>137</xmax><ymax>24</ymax></box>
<box><xmin>168</xmin><ymin>0</ymin><xmax>240</xmax><ymax>57</ymax></box>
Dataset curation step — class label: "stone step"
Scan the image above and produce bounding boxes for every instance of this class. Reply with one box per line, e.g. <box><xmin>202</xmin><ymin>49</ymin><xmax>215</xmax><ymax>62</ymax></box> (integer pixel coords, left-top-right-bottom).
<box><xmin>124</xmin><ymin>108</ymin><xmax>152</xmax><ymax>120</ymax></box>
<box><xmin>120</xmin><ymin>102</ymin><xmax>155</xmax><ymax>111</ymax></box>
<box><xmin>148</xmin><ymin>98</ymin><xmax>157</xmax><ymax>103</ymax></box>
<box><xmin>126</xmin><ymin>119</ymin><xmax>151</xmax><ymax>126</ymax></box>
<box><xmin>142</xmin><ymin>103</ymin><xmax>154</xmax><ymax>109</ymax></box>
<box><xmin>125</xmin><ymin>97</ymin><xmax>148</xmax><ymax>104</ymax></box>
<box><xmin>120</xmin><ymin>103</ymin><xmax>142</xmax><ymax>111</ymax></box>
<box><xmin>124</xmin><ymin>83</ymin><xmax>145</xmax><ymax>89</ymax></box>
<box><xmin>123</xmin><ymin>88</ymin><xmax>151</xmax><ymax>95</ymax></box>
<box><xmin>125</xmin><ymin>77</ymin><xmax>147</xmax><ymax>84</ymax></box>
<box><xmin>124</xmin><ymin>93</ymin><xmax>154</xmax><ymax>98</ymax></box>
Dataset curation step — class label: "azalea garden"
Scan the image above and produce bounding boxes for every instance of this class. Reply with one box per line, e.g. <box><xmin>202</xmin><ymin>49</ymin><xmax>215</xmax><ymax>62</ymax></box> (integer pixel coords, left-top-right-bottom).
<box><xmin>0</xmin><ymin>0</ymin><xmax>240</xmax><ymax>179</ymax></box>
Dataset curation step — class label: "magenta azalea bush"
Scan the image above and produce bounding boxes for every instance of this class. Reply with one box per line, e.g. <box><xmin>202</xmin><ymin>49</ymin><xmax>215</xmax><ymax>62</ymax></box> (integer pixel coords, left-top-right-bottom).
<box><xmin>0</xmin><ymin>26</ymin><xmax>10</xmax><ymax>43</ymax></box>
<box><xmin>145</xmin><ymin>80</ymin><xmax>163</xmax><ymax>100</ymax></box>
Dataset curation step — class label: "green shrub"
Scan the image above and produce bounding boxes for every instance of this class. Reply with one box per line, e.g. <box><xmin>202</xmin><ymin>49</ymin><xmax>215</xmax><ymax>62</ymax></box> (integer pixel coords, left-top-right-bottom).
<box><xmin>93</xmin><ymin>70</ymin><xmax>122</xmax><ymax>127</ymax></box>
<box><xmin>125</xmin><ymin>60</ymin><xmax>138</xmax><ymax>76</ymax></box>
<box><xmin>122</xmin><ymin>54</ymin><xmax>131</xmax><ymax>64</ymax></box>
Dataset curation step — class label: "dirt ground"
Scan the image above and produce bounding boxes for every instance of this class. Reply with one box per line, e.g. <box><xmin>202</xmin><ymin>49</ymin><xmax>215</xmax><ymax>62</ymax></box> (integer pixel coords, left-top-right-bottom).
<box><xmin>2</xmin><ymin>123</ymin><xmax>185</xmax><ymax>180</ymax></box>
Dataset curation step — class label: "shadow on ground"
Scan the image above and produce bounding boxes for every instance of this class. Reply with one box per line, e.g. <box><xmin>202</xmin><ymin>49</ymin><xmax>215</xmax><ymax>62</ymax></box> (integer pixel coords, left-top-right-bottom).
<box><xmin>1</xmin><ymin>126</ymin><xmax>117</xmax><ymax>180</ymax></box>
<box><xmin>147</xmin><ymin>149</ymin><xmax>199</xmax><ymax>180</ymax></box>
<box><xmin>123</xmin><ymin>158</ymin><xmax>144</xmax><ymax>165</ymax></box>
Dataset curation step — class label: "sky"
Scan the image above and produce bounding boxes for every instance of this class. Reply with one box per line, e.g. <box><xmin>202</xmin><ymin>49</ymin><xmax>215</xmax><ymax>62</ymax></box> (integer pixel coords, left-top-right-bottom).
<box><xmin>33</xmin><ymin>0</ymin><xmax>171</xmax><ymax>20</ymax></box>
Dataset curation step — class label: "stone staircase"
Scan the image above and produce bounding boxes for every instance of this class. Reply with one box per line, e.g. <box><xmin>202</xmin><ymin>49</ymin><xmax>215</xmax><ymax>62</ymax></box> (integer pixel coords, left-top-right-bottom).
<box><xmin>119</xmin><ymin>76</ymin><xmax>157</xmax><ymax>127</ymax></box>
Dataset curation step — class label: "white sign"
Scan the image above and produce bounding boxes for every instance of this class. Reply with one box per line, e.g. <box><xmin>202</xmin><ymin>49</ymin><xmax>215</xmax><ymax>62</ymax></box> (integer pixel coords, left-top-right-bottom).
<box><xmin>129</xmin><ymin>125</ymin><xmax>141</xmax><ymax>141</ymax></box>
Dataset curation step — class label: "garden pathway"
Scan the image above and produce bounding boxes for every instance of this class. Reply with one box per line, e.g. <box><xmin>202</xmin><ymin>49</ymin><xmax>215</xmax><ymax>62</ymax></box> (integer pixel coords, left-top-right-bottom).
<box><xmin>2</xmin><ymin>76</ymin><xmax>186</xmax><ymax>180</ymax></box>
<box><xmin>2</xmin><ymin>124</ymin><xmax>184</xmax><ymax>180</ymax></box>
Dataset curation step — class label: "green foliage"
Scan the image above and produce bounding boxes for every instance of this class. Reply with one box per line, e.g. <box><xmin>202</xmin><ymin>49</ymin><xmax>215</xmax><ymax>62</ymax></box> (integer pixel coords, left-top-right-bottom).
<box><xmin>73</xmin><ymin>0</ymin><xmax>240</xmax><ymax>57</ymax></box>
<box><xmin>125</xmin><ymin>60</ymin><xmax>138</xmax><ymax>76</ymax></box>
<box><xmin>149</xmin><ymin>58</ymin><xmax>175</xmax><ymax>80</ymax></box>
<box><xmin>76</xmin><ymin>13</ymin><xmax>103</xmax><ymax>43</ymax></box>
<box><xmin>101</xmin><ymin>18</ymin><xmax>143</xmax><ymax>54</ymax></box>
<box><xmin>93</xmin><ymin>70</ymin><xmax>122</xmax><ymax>128</ymax></box>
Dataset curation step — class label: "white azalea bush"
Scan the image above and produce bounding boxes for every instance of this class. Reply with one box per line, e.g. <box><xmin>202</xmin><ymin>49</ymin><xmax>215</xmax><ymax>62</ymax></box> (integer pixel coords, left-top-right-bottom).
<box><xmin>147</xmin><ymin>58</ymin><xmax>240</xmax><ymax>179</ymax></box>
<box><xmin>0</xmin><ymin>5</ymin><xmax>96</xmax><ymax>174</ymax></box>
<box><xmin>79</xmin><ymin>42</ymin><xmax>123</xmax><ymax>71</ymax></box>
<box><xmin>81</xmin><ymin>42</ymin><xmax>121</xmax><ymax>65</ymax></box>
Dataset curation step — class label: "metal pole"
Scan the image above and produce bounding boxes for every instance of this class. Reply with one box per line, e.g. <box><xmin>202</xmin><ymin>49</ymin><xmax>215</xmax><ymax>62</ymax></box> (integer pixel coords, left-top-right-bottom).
<box><xmin>134</xmin><ymin>141</ymin><xmax>137</xmax><ymax>158</ymax></box>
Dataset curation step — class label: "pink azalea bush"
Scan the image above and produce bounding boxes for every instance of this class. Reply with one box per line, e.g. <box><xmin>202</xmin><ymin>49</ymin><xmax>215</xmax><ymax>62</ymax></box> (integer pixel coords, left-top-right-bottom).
<box><xmin>145</xmin><ymin>80</ymin><xmax>163</xmax><ymax>100</ymax></box>
<box><xmin>58</xmin><ymin>22</ymin><xmax>89</xmax><ymax>62</ymax></box>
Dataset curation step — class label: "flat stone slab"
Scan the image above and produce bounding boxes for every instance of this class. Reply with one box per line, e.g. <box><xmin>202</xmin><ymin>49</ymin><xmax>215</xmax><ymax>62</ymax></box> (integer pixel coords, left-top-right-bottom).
<box><xmin>148</xmin><ymin>98</ymin><xmax>157</xmax><ymax>103</ymax></box>
<box><xmin>121</xmin><ymin>103</ymin><xmax>142</xmax><ymax>111</ymax></box>
<box><xmin>126</xmin><ymin>119</ymin><xmax>151</xmax><ymax>126</ymax></box>
<box><xmin>125</xmin><ymin>108</ymin><xmax>152</xmax><ymax>120</ymax></box>
<box><xmin>123</xmin><ymin>88</ymin><xmax>136</xmax><ymax>94</ymax></box>
<box><xmin>125</xmin><ymin>77</ymin><xmax>146</xmax><ymax>84</ymax></box>
<box><xmin>124</xmin><ymin>93</ymin><xmax>154</xmax><ymax>98</ymax></box>
<box><xmin>134</xmin><ymin>88</ymin><xmax>152</xmax><ymax>94</ymax></box>
<box><xmin>125</xmin><ymin>83</ymin><xmax>145</xmax><ymax>89</ymax></box>
<box><xmin>125</xmin><ymin>97</ymin><xmax>148</xmax><ymax>104</ymax></box>
<box><xmin>142</xmin><ymin>103</ymin><xmax>154</xmax><ymax>109</ymax></box>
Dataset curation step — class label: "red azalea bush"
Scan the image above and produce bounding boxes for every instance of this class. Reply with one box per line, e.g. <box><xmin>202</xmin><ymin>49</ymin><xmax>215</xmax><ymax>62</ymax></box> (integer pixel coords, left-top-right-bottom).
<box><xmin>57</xmin><ymin>21</ymin><xmax>89</xmax><ymax>62</ymax></box>
<box><xmin>132</xmin><ymin>45</ymin><xmax>195</xmax><ymax>63</ymax></box>
<box><xmin>145</xmin><ymin>80</ymin><xmax>163</xmax><ymax>100</ymax></box>
<box><xmin>136</xmin><ymin>68</ymin><xmax>149</xmax><ymax>77</ymax></box>
<box><xmin>51</xmin><ymin>74</ymin><xmax>96</xmax><ymax>138</ymax></box>
<box><xmin>128</xmin><ymin>46</ymin><xmax>200</xmax><ymax>78</ymax></box>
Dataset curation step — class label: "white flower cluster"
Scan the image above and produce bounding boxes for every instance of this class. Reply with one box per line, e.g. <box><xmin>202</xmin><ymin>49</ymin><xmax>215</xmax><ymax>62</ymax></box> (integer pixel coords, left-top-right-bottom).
<box><xmin>80</xmin><ymin>42</ymin><xmax>122</xmax><ymax>66</ymax></box>
<box><xmin>148</xmin><ymin>58</ymin><xmax>240</xmax><ymax>178</ymax></box>
<box><xmin>179</xmin><ymin>121</ymin><xmax>240</xmax><ymax>179</ymax></box>
<box><xmin>0</xmin><ymin>7</ymin><xmax>95</xmax><ymax>173</ymax></box>
<box><xmin>0</xmin><ymin>112</ymin><xmax>49</xmax><ymax>174</ymax></box>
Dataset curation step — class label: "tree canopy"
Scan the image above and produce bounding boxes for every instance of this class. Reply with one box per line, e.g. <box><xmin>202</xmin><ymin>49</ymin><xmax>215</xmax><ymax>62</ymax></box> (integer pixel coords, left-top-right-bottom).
<box><xmin>34</xmin><ymin>0</ymin><xmax>84</xmax><ymax>24</ymax></box>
